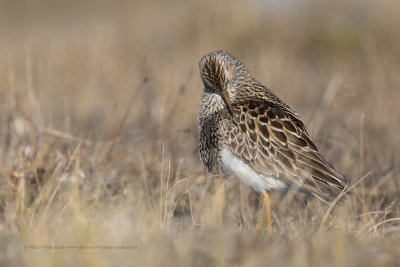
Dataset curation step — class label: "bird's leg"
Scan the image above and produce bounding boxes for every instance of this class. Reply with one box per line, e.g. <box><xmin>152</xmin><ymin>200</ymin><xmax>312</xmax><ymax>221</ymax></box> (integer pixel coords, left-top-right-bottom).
<box><xmin>263</xmin><ymin>191</ymin><xmax>272</xmax><ymax>233</ymax></box>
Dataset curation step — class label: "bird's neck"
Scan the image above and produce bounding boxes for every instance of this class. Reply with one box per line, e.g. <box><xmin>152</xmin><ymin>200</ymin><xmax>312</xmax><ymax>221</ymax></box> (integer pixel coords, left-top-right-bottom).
<box><xmin>198</xmin><ymin>92</ymin><xmax>225</xmax><ymax>123</ymax></box>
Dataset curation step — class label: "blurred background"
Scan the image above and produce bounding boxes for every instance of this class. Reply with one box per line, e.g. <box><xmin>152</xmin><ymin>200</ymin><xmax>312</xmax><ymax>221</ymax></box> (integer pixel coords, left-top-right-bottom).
<box><xmin>1</xmin><ymin>0</ymin><xmax>400</xmax><ymax>266</ymax></box>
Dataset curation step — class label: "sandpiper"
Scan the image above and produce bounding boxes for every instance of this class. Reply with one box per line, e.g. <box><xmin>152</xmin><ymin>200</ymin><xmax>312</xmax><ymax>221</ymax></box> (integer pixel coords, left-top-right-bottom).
<box><xmin>197</xmin><ymin>51</ymin><xmax>347</xmax><ymax>231</ymax></box>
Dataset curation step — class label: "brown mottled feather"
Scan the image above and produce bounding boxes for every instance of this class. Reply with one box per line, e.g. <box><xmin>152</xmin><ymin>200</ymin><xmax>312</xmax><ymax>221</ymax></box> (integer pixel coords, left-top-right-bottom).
<box><xmin>198</xmin><ymin>50</ymin><xmax>348</xmax><ymax>203</ymax></box>
<box><xmin>220</xmin><ymin>100</ymin><xmax>346</xmax><ymax>201</ymax></box>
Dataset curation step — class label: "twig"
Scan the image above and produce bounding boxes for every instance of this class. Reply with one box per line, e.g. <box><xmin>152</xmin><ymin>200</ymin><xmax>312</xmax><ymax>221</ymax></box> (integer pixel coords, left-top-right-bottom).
<box><xmin>44</xmin><ymin>128</ymin><xmax>92</xmax><ymax>146</ymax></box>
<box><xmin>320</xmin><ymin>171</ymin><xmax>372</xmax><ymax>228</ymax></box>
<box><xmin>106</xmin><ymin>77</ymin><xmax>148</xmax><ymax>159</ymax></box>
<box><xmin>312</xmin><ymin>74</ymin><xmax>343</xmax><ymax>136</ymax></box>
<box><xmin>367</xmin><ymin>218</ymin><xmax>400</xmax><ymax>234</ymax></box>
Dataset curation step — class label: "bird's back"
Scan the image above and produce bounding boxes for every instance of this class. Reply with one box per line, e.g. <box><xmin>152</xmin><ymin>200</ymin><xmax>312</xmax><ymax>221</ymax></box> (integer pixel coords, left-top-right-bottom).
<box><xmin>197</xmin><ymin>50</ymin><xmax>348</xmax><ymax>203</ymax></box>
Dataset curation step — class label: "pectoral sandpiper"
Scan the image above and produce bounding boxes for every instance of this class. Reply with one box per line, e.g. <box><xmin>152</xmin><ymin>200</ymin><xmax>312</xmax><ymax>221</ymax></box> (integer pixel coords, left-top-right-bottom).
<box><xmin>197</xmin><ymin>51</ymin><xmax>347</xmax><ymax>232</ymax></box>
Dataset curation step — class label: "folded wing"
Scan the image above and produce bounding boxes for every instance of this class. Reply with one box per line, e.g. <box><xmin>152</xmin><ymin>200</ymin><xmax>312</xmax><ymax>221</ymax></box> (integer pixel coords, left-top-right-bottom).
<box><xmin>221</xmin><ymin>99</ymin><xmax>347</xmax><ymax>202</ymax></box>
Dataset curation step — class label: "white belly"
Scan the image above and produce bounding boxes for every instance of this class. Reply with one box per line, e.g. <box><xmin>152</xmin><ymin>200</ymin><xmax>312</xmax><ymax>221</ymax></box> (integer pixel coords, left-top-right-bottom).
<box><xmin>220</xmin><ymin>148</ymin><xmax>286</xmax><ymax>192</ymax></box>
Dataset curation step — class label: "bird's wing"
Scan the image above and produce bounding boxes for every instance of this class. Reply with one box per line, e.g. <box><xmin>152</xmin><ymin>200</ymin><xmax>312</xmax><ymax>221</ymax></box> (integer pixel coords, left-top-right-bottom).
<box><xmin>221</xmin><ymin>99</ymin><xmax>347</xmax><ymax>202</ymax></box>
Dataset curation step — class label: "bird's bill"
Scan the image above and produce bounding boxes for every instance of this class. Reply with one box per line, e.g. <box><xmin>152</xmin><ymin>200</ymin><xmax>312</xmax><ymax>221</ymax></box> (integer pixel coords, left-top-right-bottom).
<box><xmin>221</xmin><ymin>90</ymin><xmax>234</xmax><ymax>117</ymax></box>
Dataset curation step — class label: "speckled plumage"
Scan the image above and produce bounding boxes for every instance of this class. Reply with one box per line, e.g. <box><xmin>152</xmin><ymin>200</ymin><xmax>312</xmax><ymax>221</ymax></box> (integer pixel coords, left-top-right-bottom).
<box><xmin>198</xmin><ymin>50</ymin><xmax>347</xmax><ymax>202</ymax></box>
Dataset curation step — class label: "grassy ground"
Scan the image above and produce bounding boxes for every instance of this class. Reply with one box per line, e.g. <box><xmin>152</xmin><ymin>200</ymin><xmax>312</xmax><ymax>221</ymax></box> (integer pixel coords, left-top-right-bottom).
<box><xmin>1</xmin><ymin>0</ymin><xmax>400</xmax><ymax>266</ymax></box>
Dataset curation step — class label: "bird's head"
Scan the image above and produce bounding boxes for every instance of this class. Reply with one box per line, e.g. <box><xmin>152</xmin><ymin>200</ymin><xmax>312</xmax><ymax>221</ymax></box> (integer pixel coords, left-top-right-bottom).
<box><xmin>200</xmin><ymin>51</ymin><xmax>243</xmax><ymax>115</ymax></box>
<box><xmin>199</xmin><ymin>51</ymin><xmax>234</xmax><ymax>92</ymax></box>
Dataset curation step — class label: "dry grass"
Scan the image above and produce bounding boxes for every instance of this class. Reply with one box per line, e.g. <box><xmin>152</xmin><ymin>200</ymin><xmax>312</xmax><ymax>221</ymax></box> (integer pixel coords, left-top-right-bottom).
<box><xmin>1</xmin><ymin>0</ymin><xmax>400</xmax><ymax>266</ymax></box>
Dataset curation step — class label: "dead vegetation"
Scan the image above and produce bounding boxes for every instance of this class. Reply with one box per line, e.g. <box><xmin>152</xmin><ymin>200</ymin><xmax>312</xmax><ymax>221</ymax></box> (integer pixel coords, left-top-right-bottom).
<box><xmin>0</xmin><ymin>0</ymin><xmax>399</xmax><ymax>266</ymax></box>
